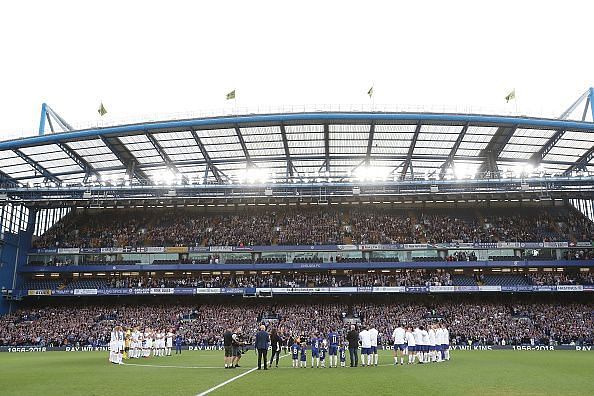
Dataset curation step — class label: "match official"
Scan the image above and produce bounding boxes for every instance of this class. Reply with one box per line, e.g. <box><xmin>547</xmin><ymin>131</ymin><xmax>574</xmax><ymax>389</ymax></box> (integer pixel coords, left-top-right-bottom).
<box><xmin>255</xmin><ymin>325</ymin><xmax>270</xmax><ymax>370</ymax></box>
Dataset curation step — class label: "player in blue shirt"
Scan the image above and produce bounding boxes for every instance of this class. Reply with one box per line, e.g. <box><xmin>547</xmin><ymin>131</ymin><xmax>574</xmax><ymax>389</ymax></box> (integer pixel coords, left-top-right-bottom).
<box><xmin>339</xmin><ymin>342</ymin><xmax>347</xmax><ymax>367</ymax></box>
<box><xmin>300</xmin><ymin>342</ymin><xmax>307</xmax><ymax>368</ymax></box>
<box><xmin>310</xmin><ymin>333</ymin><xmax>321</xmax><ymax>368</ymax></box>
<box><xmin>291</xmin><ymin>340</ymin><xmax>300</xmax><ymax>368</ymax></box>
<box><xmin>327</xmin><ymin>328</ymin><xmax>339</xmax><ymax>368</ymax></box>
<box><xmin>319</xmin><ymin>339</ymin><xmax>327</xmax><ymax>368</ymax></box>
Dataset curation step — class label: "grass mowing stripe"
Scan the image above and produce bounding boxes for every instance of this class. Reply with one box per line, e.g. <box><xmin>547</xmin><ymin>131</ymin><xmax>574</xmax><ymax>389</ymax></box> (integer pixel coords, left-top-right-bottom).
<box><xmin>123</xmin><ymin>362</ymin><xmax>250</xmax><ymax>370</ymax></box>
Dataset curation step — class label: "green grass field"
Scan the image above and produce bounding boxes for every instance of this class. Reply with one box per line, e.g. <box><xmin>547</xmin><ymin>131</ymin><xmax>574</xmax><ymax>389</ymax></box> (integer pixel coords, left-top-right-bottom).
<box><xmin>0</xmin><ymin>350</ymin><xmax>593</xmax><ymax>395</ymax></box>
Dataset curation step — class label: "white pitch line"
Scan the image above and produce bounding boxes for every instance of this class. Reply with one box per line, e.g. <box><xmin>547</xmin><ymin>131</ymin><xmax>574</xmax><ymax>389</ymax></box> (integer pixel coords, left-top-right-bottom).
<box><xmin>195</xmin><ymin>354</ymin><xmax>288</xmax><ymax>396</ymax></box>
<box><xmin>195</xmin><ymin>366</ymin><xmax>258</xmax><ymax>396</ymax></box>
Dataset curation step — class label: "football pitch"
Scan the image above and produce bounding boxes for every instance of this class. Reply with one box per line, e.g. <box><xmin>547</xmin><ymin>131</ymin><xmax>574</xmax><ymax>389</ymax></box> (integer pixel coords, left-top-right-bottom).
<box><xmin>1</xmin><ymin>350</ymin><xmax>593</xmax><ymax>395</ymax></box>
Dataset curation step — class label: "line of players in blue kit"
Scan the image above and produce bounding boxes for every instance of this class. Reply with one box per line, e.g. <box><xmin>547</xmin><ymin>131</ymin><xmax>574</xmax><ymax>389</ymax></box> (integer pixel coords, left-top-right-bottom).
<box><xmin>288</xmin><ymin>323</ymin><xmax>451</xmax><ymax>368</ymax></box>
<box><xmin>290</xmin><ymin>330</ymin><xmax>344</xmax><ymax>368</ymax></box>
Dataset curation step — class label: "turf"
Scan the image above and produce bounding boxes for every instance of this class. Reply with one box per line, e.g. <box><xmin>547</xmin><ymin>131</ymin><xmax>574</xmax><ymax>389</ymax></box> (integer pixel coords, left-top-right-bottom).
<box><xmin>0</xmin><ymin>350</ymin><xmax>592</xmax><ymax>395</ymax></box>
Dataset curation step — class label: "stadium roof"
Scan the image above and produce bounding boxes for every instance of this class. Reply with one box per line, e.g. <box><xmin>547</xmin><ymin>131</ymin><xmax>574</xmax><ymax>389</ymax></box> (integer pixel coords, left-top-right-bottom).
<box><xmin>1</xmin><ymin>111</ymin><xmax>594</xmax><ymax>187</ymax></box>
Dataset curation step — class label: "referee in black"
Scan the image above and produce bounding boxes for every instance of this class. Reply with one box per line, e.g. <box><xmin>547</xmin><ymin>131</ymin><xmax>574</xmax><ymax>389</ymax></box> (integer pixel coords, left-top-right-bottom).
<box><xmin>223</xmin><ymin>327</ymin><xmax>233</xmax><ymax>369</ymax></box>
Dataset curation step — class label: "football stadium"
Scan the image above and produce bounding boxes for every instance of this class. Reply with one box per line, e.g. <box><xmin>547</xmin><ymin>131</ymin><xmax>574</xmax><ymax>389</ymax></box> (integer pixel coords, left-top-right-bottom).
<box><xmin>2</xmin><ymin>3</ymin><xmax>594</xmax><ymax>395</ymax></box>
<box><xmin>1</xmin><ymin>94</ymin><xmax>594</xmax><ymax>395</ymax></box>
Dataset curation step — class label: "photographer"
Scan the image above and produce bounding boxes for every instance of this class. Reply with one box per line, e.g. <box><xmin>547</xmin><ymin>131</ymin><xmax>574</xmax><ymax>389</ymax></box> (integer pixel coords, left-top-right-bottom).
<box><xmin>231</xmin><ymin>327</ymin><xmax>244</xmax><ymax>368</ymax></box>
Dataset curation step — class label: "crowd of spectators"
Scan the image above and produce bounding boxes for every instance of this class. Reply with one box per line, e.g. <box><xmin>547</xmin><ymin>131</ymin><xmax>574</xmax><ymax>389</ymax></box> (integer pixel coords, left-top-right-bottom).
<box><xmin>527</xmin><ymin>272</ymin><xmax>594</xmax><ymax>286</ymax></box>
<box><xmin>1</xmin><ymin>300</ymin><xmax>591</xmax><ymax>347</ymax></box>
<box><xmin>32</xmin><ymin>207</ymin><xmax>592</xmax><ymax>249</ymax></box>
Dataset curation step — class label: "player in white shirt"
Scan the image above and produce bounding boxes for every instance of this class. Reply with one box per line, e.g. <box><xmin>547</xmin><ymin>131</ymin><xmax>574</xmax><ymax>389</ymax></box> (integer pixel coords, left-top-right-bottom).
<box><xmin>405</xmin><ymin>327</ymin><xmax>416</xmax><ymax>364</ymax></box>
<box><xmin>359</xmin><ymin>326</ymin><xmax>372</xmax><ymax>367</ymax></box>
<box><xmin>109</xmin><ymin>327</ymin><xmax>118</xmax><ymax>364</ymax></box>
<box><xmin>143</xmin><ymin>329</ymin><xmax>152</xmax><ymax>358</ymax></box>
<box><xmin>441</xmin><ymin>323</ymin><xmax>450</xmax><ymax>361</ymax></box>
<box><xmin>413</xmin><ymin>326</ymin><xmax>424</xmax><ymax>364</ymax></box>
<box><xmin>428</xmin><ymin>325</ymin><xmax>437</xmax><ymax>362</ymax></box>
<box><xmin>166</xmin><ymin>329</ymin><xmax>174</xmax><ymax>356</ymax></box>
<box><xmin>435</xmin><ymin>325</ymin><xmax>444</xmax><ymax>362</ymax></box>
<box><xmin>420</xmin><ymin>326</ymin><xmax>429</xmax><ymax>363</ymax></box>
<box><xmin>392</xmin><ymin>324</ymin><xmax>406</xmax><ymax>366</ymax></box>
<box><xmin>368</xmin><ymin>325</ymin><xmax>379</xmax><ymax>366</ymax></box>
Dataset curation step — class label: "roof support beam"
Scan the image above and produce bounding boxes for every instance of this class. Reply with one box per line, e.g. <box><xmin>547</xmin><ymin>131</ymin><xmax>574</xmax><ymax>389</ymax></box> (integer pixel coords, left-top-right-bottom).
<box><xmin>439</xmin><ymin>123</ymin><xmax>469</xmax><ymax>179</ymax></box>
<box><xmin>400</xmin><ymin>123</ymin><xmax>422</xmax><ymax>180</ymax></box>
<box><xmin>56</xmin><ymin>142</ymin><xmax>100</xmax><ymax>182</ymax></box>
<box><xmin>190</xmin><ymin>129</ymin><xmax>229</xmax><ymax>184</ymax></box>
<box><xmin>0</xmin><ymin>170</ymin><xmax>19</xmax><ymax>187</ymax></box>
<box><xmin>324</xmin><ymin>124</ymin><xmax>330</xmax><ymax>173</ymax></box>
<box><xmin>365</xmin><ymin>123</ymin><xmax>375</xmax><ymax>164</ymax></box>
<box><xmin>529</xmin><ymin>129</ymin><xmax>565</xmax><ymax>165</ymax></box>
<box><xmin>563</xmin><ymin>146</ymin><xmax>594</xmax><ymax>175</ymax></box>
<box><xmin>13</xmin><ymin>149</ymin><xmax>62</xmax><ymax>184</ymax></box>
<box><xmin>145</xmin><ymin>133</ymin><xmax>179</xmax><ymax>174</ymax></box>
<box><xmin>234</xmin><ymin>126</ymin><xmax>252</xmax><ymax>165</ymax></box>
<box><xmin>477</xmin><ymin>124</ymin><xmax>518</xmax><ymax>177</ymax></box>
<box><xmin>99</xmin><ymin>136</ymin><xmax>149</xmax><ymax>183</ymax></box>
<box><xmin>279</xmin><ymin>124</ymin><xmax>295</xmax><ymax>181</ymax></box>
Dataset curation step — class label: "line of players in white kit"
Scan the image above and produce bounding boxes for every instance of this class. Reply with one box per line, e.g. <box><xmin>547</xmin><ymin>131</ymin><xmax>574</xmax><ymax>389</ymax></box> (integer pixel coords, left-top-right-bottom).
<box><xmin>108</xmin><ymin>326</ymin><xmax>175</xmax><ymax>364</ymax></box>
<box><xmin>392</xmin><ymin>323</ymin><xmax>451</xmax><ymax>365</ymax></box>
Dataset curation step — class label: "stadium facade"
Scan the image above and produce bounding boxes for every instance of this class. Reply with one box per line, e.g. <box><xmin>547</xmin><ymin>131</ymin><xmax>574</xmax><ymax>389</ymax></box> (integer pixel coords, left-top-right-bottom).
<box><xmin>1</xmin><ymin>92</ymin><xmax>594</xmax><ymax>315</ymax></box>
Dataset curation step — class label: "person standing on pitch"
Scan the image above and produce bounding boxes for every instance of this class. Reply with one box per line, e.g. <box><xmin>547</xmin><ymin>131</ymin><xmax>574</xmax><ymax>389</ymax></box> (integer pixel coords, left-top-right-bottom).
<box><xmin>255</xmin><ymin>324</ymin><xmax>270</xmax><ymax>370</ymax></box>
<box><xmin>347</xmin><ymin>324</ymin><xmax>359</xmax><ymax>367</ymax></box>
<box><xmin>269</xmin><ymin>328</ymin><xmax>282</xmax><ymax>368</ymax></box>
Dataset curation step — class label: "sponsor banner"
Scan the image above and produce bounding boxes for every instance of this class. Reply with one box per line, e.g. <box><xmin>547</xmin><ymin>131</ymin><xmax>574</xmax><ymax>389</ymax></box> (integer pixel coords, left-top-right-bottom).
<box><xmin>57</xmin><ymin>248</ymin><xmax>80</xmax><ymax>254</ymax></box>
<box><xmin>474</xmin><ymin>242</ymin><xmax>497</xmax><ymax>249</ymax></box>
<box><xmin>209</xmin><ymin>246</ymin><xmax>233</xmax><ymax>253</ymax></box>
<box><xmin>100</xmin><ymin>247</ymin><xmax>123</xmax><ymax>253</ymax></box>
<box><xmin>372</xmin><ymin>286</ymin><xmax>406</xmax><ymax>293</ymax></box>
<box><xmin>188</xmin><ymin>246</ymin><xmax>210</xmax><ymax>253</ymax></box>
<box><xmin>149</xmin><ymin>288</ymin><xmax>174</xmax><ymax>294</ymax></box>
<box><xmin>133</xmin><ymin>288</ymin><xmax>151</xmax><ymax>295</ymax></box>
<box><xmin>356</xmin><ymin>287</ymin><xmax>373</xmax><ymax>293</ymax></box>
<box><xmin>455</xmin><ymin>286</ymin><xmax>480</xmax><ymax>292</ymax></box>
<box><xmin>543</xmin><ymin>242</ymin><xmax>569</xmax><ymax>248</ymax></box>
<box><xmin>337</xmin><ymin>244</ymin><xmax>358</xmax><ymax>251</ymax></box>
<box><xmin>220</xmin><ymin>287</ymin><xmax>245</xmax><ymax>294</ymax></box>
<box><xmin>53</xmin><ymin>289</ymin><xmax>73</xmax><ymax>295</ymax></box>
<box><xmin>571</xmin><ymin>241</ymin><xmax>593</xmax><ymax>247</ymax></box>
<box><xmin>73</xmin><ymin>289</ymin><xmax>97</xmax><ymax>295</ymax></box>
<box><xmin>79</xmin><ymin>248</ymin><xmax>101</xmax><ymax>253</ymax></box>
<box><xmin>165</xmin><ymin>246</ymin><xmax>188</xmax><ymax>254</ymax></box>
<box><xmin>98</xmin><ymin>288</ymin><xmax>134</xmax><ymax>295</ymax></box>
<box><xmin>521</xmin><ymin>242</ymin><xmax>545</xmax><ymax>249</ymax></box>
<box><xmin>556</xmin><ymin>285</ymin><xmax>583</xmax><ymax>292</ymax></box>
<box><xmin>405</xmin><ymin>286</ymin><xmax>428</xmax><ymax>293</ymax></box>
<box><xmin>497</xmin><ymin>242</ymin><xmax>520</xmax><ymax>249</ymax></box>
<box><xmin>32</xmin><ymin>248</ymin><xmax>58</xmax><ymax>254</ymax></box>
<box><xmin>298</xmin><ymin>263</ymin><xmax>322</xmax><ymax>269</ymax></box>
<box><xmin>195</xmin><ymin>288</ymin><xmax>221</xmax><ymax>294</ymax></box>
<box><xmin>233</xmin><ymin>246</ymin><xmax>254</xmax><ymax>252</ymax></box>
<box><xmin>27</xmin><ymin>289</ymin><xmax>52</xmax><ymax>296</ymax></box>
<box><xmin>403</xmin><ymin>244</ymin><xmax>428</xmax><ymax>249</ymax></box>
<box><xmin>359</xmin><ymin>244</ymin><xmax>383</xmax><ymax>251</ymax></box>
<box><xmin>583</xmin><ymin>285</ymin><xmax>594</xmax><ymax>292</ymax></box>
<box><xmin>429</xmin><ymin>286</ymin><xmax>455</xmax><ymax>293</ymax></box>
<box><xmin>478</xmin><ymin>285</ymin><xmax>502</xmax><ymax>292</ymax></box>
<box><xmin>174</xmin><ymin>288</ymin><xmax>196</xmax><ymax>295</ymax></box>
<box><xmin>1</xmin><ymin>345</ymin><xmax>592</xmax><ymax>353</ymax></box>
<box><xmin>145</xmin><ymin>246</ymin><xmax>165</xmax><ymax>253</ymax></box>
<box><xmin>533</xmin><ymin>286</ymin><xmax>556</xmax><ymax>292</ymax></box>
